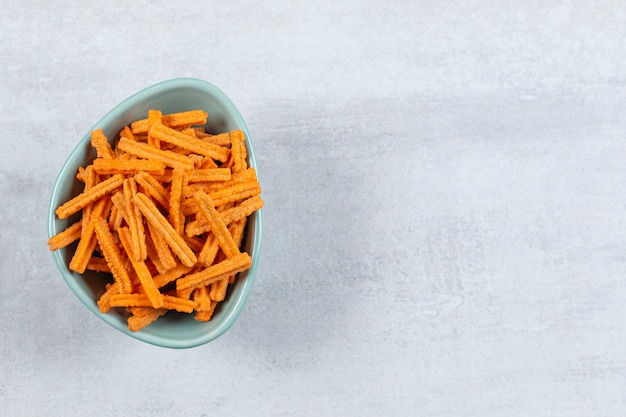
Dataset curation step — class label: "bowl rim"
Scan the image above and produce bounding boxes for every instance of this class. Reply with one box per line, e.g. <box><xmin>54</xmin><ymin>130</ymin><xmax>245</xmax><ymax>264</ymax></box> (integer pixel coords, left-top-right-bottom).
<box><xmin>47</xmin><ymin>77</ymin><xmax>262</xmax><ymax>348</ymax></box>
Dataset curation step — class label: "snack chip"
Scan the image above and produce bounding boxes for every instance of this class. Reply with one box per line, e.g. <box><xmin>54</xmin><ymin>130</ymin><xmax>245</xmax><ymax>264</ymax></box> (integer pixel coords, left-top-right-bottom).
<box><xmin>48</xmin><ymin>110</ymin><xmax>263</xmax><ymax>331</ymax></box>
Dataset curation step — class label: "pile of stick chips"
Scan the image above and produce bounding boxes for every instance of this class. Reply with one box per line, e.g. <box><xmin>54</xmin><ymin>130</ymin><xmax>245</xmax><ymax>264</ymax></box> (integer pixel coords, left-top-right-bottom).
<box><xmin>48</xmin><ymin>110</ymin><xmax>263</xmax><ymax>331</ymax></box>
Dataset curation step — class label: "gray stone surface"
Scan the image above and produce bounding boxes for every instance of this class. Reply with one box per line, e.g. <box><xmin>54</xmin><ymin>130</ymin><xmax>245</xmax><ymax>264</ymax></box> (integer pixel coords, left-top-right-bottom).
<box><xmin>2</xmin><ymin>1</ymin><xmax>626</xmax><ymax>415</ymax></box>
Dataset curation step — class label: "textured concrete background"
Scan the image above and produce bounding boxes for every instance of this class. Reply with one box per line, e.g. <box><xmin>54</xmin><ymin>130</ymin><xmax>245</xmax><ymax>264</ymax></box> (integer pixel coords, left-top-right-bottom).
<box><xmin>2</xmin><ymin>1</ymin><xmax>626</xmax><ymax>415</ymax></box>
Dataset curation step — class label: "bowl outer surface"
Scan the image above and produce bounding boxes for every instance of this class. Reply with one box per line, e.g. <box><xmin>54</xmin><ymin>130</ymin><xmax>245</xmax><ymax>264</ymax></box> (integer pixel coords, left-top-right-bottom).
<box><xmin>48</xmin><ymin>78</ymin><xmax>262</xmax><ymax>348</ymax></box>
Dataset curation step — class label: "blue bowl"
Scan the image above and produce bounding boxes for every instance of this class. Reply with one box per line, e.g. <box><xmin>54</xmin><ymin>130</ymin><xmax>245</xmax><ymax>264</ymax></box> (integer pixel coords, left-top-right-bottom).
<box><xmin>48</xmin><ymin>78</ymin><xmax>262</xmax><ymax>348</ymax></box>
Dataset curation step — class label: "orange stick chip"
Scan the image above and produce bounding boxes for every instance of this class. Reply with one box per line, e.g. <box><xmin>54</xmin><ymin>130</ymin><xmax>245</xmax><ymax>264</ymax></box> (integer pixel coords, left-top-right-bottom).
<box><xmin>183</xmin><ymin>179</ymin><xmax>261</xmax><ymax>214</ymax></box>
<box><xmin>210</xmin><ymin>277</ymin><xmax>229</xmax><ymax>302</ymax></box>
<box><xmin>117</xmin><ymin>137</ymin><xmax>195</xmax><ymax>170</ymax></box>
<box><xmin>69</xmin><ymin>225</ymin><xmax>98</xmax><ymax>273</ymax></box>
<box><xmin>186</xmin><ymin>168</ymin><xmax>231</xmax><ymax>183</ymax></box>
<box><xmin>229</xmin><ymin>217</ymin><xmax>248</xmax><ymax>252</ymax></box>
<box><xmin>56</xmin><ymin>174</ymin><xmax>123</xmax><ymax>219</ymax></box>
<box><xmin>93</xmin><ymin>217</ymin><xmax>132</xmax><ymax>294</ymax></box>
<box><xmin>228</xmin><ymin>218</ymin><xmax>248</xmax><ymax>283</ymax></box>
<box><xmin>211</xmin><ymin>167</ymin><xmax>258</xmax><ymax>190</ymax></box>
<box><xmin>86</xmin><ymin>257</ymin><xmax>111</xmax><ymax>273</ymax></box>
<box><xmin>131</xmin><ymin>110</ymin><xmax>208</xmax><ymax>134</ymax></box>
<box><xmin>123</xmin><ymin>177</ymin><xmax>147</xmax><ymax>261</ymax></box>
<box><xmin>152</xmin><ymin>263</ymin><xmax>194</xmax><ymax>289</ymax></box>
<box><xmin>195</xmin><ymin>301</ymin><xmax>217</xmax><ymax>322</ymax></box>
<box><xmin>76</xmin><ymin>166</ymin><xmax>88</xmax><ymax>183</ymax></box>
<box><xmin>148</xmin><ymin>109</ymin><xmax>163</xmax><ymax>126</ymax></box>
<box><xmin>90</xmin><ymin>129</ymin><xmax>115</xmax><ymax>159</ymax></box>
<box><xmin>110</xmin><ymin>190</ymin><xmax>131</xmax><ymax>226</ymax></box>
<box><xmin>182</xmin><ymin>127</ymin><xmax>197</xmax><ymax>137</ymax></box>
<box><xmin>133</xmin><ymin>192</ymin><xmax>197</xmax><ymax>267</ymax></box>
<box><xmin>128</xmin><ymin>308</ymin><xmax>168</xmax><ymax>332</ymax></box>
<box><xmin>144</xmin><ymin>233</ymin><xmax>167</xmax><ymax>274</ymax></box>
<box><xmin>193</xmin><ymin>286</ymin><xmax>212</xmax><ymax>311</ymax></box>
<box><xmin>110</xmin><ymin>293</ymin><xmax>196</xmax><ymax>313</ymax></box>
<box><xmin>206</xmin><ymin>180</ymin><xmax>262</xmax><ymax>208</ymax></box>
<box><xmin>193</xmin><ymin>191</ymin><xmax>240</xmax><ymax>258</ymax></box>
<box><xmin>199</xmin><ymin>157</ymin><xmax>219</xmax><ymax>169</ymax></box>
<box><xmin>69</xmin><ymin>196</ymin><xmax>112</xmax><ymax>273</ymax></box>
<box><xmin>97</xmin><ymin>283</ymin><xmax>119</xmax><ymax>313</ymax></box>
<box><xmin>119</xmin><ymin>125</ymin><xmax>136</xmax><ymax>141</ymax></box>
<box><xmin>149</xmin><ymin>123</ymin><xmax>230</xmax><ymax>162</ymax></box>
<box><xmin>122</xmin><ymin>178</ymin><xmax>140</xmax><ymax>259</ymax></box>
<box><xmin>230</xmin><ymin>130</ymin><xmax>247</xmax><ymax>173</ymax></box>
<box><xmin>197</xmin><ymin>234</ymin><xmax>219</xmax><ymax>266</ymax></box>
<box><xmin>108</xmin><ymin>204</ymin><xmax>122</xmax><ymax>231</ymax></box>
<box><xmin>147</xmin><ymin>109</ymin><xmax>163</xmax><ymax>148</ymax></box>
<box><xmin>80</xmin><ymin>166</ymin><xmax>99</xmax><ymax>231</ymax></box>
<box><xmin>185</xmin><ymin>195</ymin><xmax>263</xmax><ymax>237</ymax></box>
<box><xmin>168</xmin><ymin>168</ymin><xmax>185</xmax><ymax>237</ymax></box>
<box><xmin>118</xmin><ymin>227</ymin><xmax>163</xmax><ymax>309</ymax></box>
<box><xmin>176</xmin><ymin>252</ymin><xmax>252</xmax><ymax>295</ymax></box>
<box><xmin>238</xmin><ymin>132</ymin><xmax>248</xmax><ymax>170</ymax></box>
<box><xmin>202</xmin><ymin>132</ymin><xmax>231</xmax><ymax>147</ymax></box>
<box><xmin>224</xmin><ymin>196</ymin><xmax>263</xmax><ymax>224</ymax></box>
<box><xmin>47</xmin><ymin>221</ymin><xmax>82</xmax><ymax>251</ymax></box>
<box><xmin>92</xmin><ymin>158</ymin><xmax>166</xmax><ymax>176</ymax></box>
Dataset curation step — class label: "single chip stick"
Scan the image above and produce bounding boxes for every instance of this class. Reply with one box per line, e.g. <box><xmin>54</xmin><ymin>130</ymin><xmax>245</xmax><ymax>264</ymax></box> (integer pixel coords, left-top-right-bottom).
<box><xmin>131</xmin><ymin>110</ymin><xmax>208</xmax><ymax>134</ymax></box>
<box><xmin>147</xmin><ymin>109</ymin><xmax>163</xmax><ymax>149</ymax></box>
<box><xmin>92</xmin><ymin>158</ymin><xmax>165</xmax><ymax>176</ymax></box>
<box><xmin>132</xmin><ymin>192</ymin><xmax>197</xmax><ymax>267</ymax></box>
<box><xmin>176</xmin><ymin>252</ymin><xmax>251</xmax><ymax>294</ymax></box>
<box><xmin>194</xmin><ymin>301</ymin><xmax>218</xmax><ymax>322</ymax></box>
<box><xmin>90</xmin><ymin>129</ymin><xmax>115</xmax><ymax>159</ymax></box>
<box><xmin>118</xmin><ymin>227</ymin><xmax>163</xmax><ymax>309</ymax></box>
<box><xmin>47</xmin><ymin>221</ymin><xmax>82</xmax><ymax>251</ymax></box>
<box><xmin>230</xmin><ymin>130</ymin><xmax>247</xmax><ymax>173</ymax></box>
<box><xmin>149</xmin><ymin>123</ymin><xmax>230</xmax><ymax>162</ymax></box>
<box><xmin>110</xmin><ymin>293</ymin><xmax>196</xmax><ymax>313</ymax></box>
<box><xmin>97</xmin><ymin>282</ymin><xmax>119</xmax><ymax>313</ymax></box>
<box><xmin>185</xmin><ymin>168</ymin><xmax>231</xmax><ymax>183</ymax></box>
<box><xmin>93</xmin><ymin>217</ymin><xmax>132</xmax><ymax>294</ymax></box>
<box><xmin>128</xmin><ymin>308</ymin><xmax>168</xmax><ymax>332</ymax></box>
<box><xmin>117</xmin><ymin>137</ymin><xmax>195</xmax><ymax>170</ymax></box>
<box><xmin>126</xmin><ymin>178</ymin><xmax>147</xmax><ymax>261</ymax></box>
<box><xmin>168</xmin><ymin>168</ymin><xmax>185</xmax><ymax>237</ymax></box>
<box><xmin>210</xmin><ymin>277</ymin><xmax>229</xmax><ymax>302</ymax></box>
<box><xmin>193</xmin><ymin>191</ymin><xmax>240</xmax><ymax>258</ymax></box>
<box><xmin>56</xmin><ymin>174</ymin><xmax>123</xmax><ymax>219</ymax></box>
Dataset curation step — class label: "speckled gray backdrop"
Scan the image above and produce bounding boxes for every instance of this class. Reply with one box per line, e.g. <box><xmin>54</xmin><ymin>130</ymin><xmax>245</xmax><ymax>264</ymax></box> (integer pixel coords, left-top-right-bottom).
<box><xmin>2</xmin><ymin>1</ymin><xmax>626</xmax><ymax>416</ymax></box>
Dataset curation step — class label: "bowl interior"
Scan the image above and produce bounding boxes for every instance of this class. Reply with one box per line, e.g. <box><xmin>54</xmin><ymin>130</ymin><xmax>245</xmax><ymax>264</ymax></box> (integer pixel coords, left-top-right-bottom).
<box><xmin>48</xmin><ymin>78</ymin><xmax>262</xmax><ymax>348</ymax></box>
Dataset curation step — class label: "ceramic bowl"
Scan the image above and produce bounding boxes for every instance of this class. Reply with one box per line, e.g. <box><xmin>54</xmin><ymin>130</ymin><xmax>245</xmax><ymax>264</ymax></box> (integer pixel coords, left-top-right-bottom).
<box><xmin>48</xmin><ymin>78</ymin><xmax>262</xmax><ymax>348</ymax></box>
